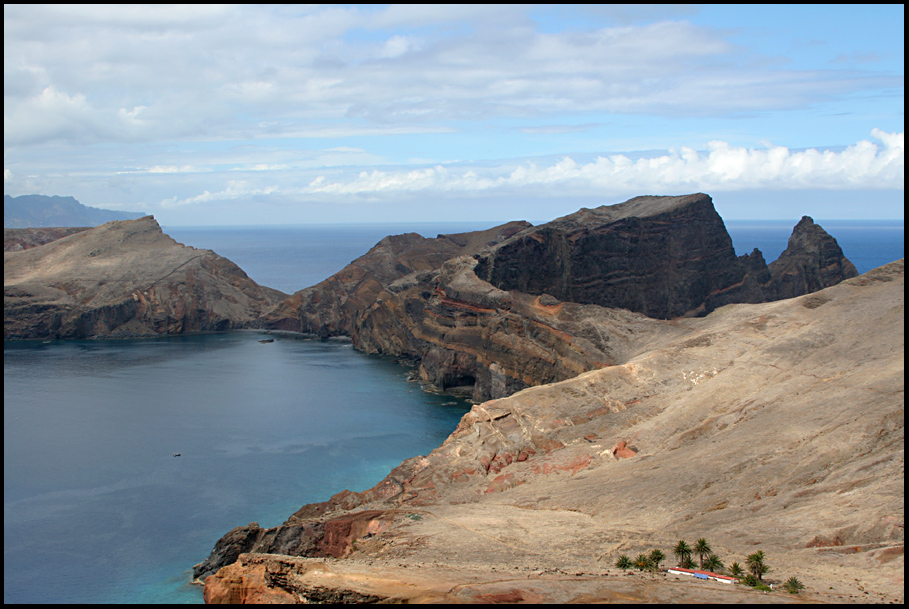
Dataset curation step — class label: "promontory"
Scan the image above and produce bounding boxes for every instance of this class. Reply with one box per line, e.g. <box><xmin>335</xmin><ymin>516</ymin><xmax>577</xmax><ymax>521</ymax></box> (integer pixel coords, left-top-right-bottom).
<box><xmin>188</xmin><ymin>194</ymin><xmax>901</xmax><ymax>603</ymax></box>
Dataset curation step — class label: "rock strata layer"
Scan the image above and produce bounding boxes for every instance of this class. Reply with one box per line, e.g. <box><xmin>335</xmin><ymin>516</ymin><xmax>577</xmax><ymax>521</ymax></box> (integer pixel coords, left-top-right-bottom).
<box><xmin>4</xmin><ymin>216</ymin><xmax>287</xmax><ymax>339</ymax></box>
<box><xmin>266</xmin><ymin>193</ymin><xmax>857</xmax><ymax>402</ymax></box>
<box><xmin>200</xmin><ymin>259</ymin><xmax>904</xmax><ymax>604</ymax></box>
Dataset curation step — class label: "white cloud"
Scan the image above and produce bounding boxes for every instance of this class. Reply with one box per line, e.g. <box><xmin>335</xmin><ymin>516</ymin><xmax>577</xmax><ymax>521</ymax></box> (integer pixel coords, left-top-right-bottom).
<box><xmin>302</xmin><ymin>130</ymin><xmax>904</xmax><ymax>198</ymax></box>
<box><xmin>4</xmin><ymin>5</ymin><xmax>901</xmax><ymax>148</ymax></box>
<box><xmin>161</xmin><ymin>180</ymin><xmax>279</xmax><ymax>207</ymax></box>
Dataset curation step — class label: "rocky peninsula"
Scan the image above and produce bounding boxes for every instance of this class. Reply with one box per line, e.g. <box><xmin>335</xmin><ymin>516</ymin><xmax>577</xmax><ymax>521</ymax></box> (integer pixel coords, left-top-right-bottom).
<box><xmin>197</xmin><ymin>258</ymin><xmax>903</xmax><ymax>604</ymax></box>
<box><xmin>4</xmin><ymin>216</ymin><xmax>287</xmax><ymax>339</ymax></box>
<box><xmin>264</xmin><ymin>193</ymin><xmax>859</xmax><ymax>402</ymax></box>
<box><xmin>4</xmin><ymin>193</ymin><xmax>900</xmax><ymax>603</ymax></box>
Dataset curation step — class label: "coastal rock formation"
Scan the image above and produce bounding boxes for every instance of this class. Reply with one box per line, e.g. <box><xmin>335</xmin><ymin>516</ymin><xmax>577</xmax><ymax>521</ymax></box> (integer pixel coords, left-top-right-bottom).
<box><xmin>769</xmin><ymin>215</ymin><xmax>860</xmax><ymax>299</ymax></box>
<box><xmin>473</xmin><ymin>193</ymin><xmax>772</xmax><ymax>319</ymax></box>
<box><xmin>3</xmin><ymin>216</ymin><xmax>287</xmax><ymax>339</ymax></box>
<box><xmin>263</xmin><ymin>221</ymin><xmax>531</xmax><ymax>338</ymax></box>
<box><xmin>266</xmin><ymin>193</ymin><xmax>857</xmax><ymax>402</ymax></box>
<box><xmin>201</xmin><ymin>259</ymin><xmax>904</xmax><ymax>604</ymax></box>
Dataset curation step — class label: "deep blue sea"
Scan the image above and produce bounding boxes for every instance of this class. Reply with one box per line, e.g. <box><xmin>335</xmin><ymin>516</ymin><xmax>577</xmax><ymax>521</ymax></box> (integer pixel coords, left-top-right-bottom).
<box><xmin>3</xmin><ymin>219</ymin><xmax>903</xmax><ymax>604</ymax></box>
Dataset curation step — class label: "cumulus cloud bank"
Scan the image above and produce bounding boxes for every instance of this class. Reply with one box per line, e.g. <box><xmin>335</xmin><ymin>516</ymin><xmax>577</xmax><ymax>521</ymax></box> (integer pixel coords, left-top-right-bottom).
<box><xmin>301</xmin><ymin>130</ymin><xmax>903</xmax><ymax>199</ymax></box>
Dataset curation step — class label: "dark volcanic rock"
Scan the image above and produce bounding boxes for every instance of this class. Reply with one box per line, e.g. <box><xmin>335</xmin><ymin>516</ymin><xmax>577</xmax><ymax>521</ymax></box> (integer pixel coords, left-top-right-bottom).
<box><xmin>264</xmin><ymin>193</ymin><xmax>858</xmax><ymax>403</ymax></box>
<box><xmin>473</xmin><ymin>193</ymin><xmax>760</xmax><ymax>319</ymax></box>
<box><xmin>769</xmin><ymin>216</ymin><xmax>859</xmax><ymax>299</ymax></box>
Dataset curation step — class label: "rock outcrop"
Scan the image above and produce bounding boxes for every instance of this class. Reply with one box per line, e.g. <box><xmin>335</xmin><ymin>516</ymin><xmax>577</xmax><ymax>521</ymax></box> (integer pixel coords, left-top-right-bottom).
<box><xmin>473</xmin><ymin>193</ymin><xmax>770</xmax><ymax>319</ymax></box>
<box><xmin>263</xmin><ymin>221</ymin><xmax>531</xmax><ymax>338</ymax></box>
<box><xmin>201</xmin><ymin>259</ymin><xmax>904</xmax><ymax>604</ymax></box>
<box><xmin>266</xmin><ymin>193</ymin><xmax>857</xmax><ymax>402</ymax></box>
<box><xmin>3</xmin><ymin>216</ymin><xmax>287</xmax><ymax>339</ymax></box>
<box><xmin>769</xmin><ymin>215</ymin><xmax>860</xmax><ymax>299</ymax></box>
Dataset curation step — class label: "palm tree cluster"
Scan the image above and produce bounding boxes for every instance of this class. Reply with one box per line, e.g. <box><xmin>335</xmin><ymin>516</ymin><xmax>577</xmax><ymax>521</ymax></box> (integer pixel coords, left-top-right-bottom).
<box><xmin>615</xmin><ymin>539</ymin><xmax>795</xmax><ymax>592</ymax></box>
<box><xmin>614</xmin><ymin>548</ymin><xmax>666</xmax><ymax>572</ymax></box>
<box><xmin>673</xmin><ymin>538</ymin><xmax>724</xmax><ymax>573</ymax></box>
<box><xmin>746</xmin><ymin>550</ymin><xmax>770</xmax><ymax>581</ymax></box>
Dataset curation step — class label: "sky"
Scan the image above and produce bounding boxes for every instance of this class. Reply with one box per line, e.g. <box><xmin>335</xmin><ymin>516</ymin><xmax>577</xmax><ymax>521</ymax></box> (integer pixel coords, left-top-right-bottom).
<box><xmin>3</xmin><ymin>4</ymin><xmax>904</xmax><ymax>226</ymax></box>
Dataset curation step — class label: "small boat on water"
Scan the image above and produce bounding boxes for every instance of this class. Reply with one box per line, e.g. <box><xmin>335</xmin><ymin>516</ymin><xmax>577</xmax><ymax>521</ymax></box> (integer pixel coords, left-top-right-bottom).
<box><xmin>173</xmin><ymin>453</ymin><xmax>181</xmax><ymax>457</ymax></box>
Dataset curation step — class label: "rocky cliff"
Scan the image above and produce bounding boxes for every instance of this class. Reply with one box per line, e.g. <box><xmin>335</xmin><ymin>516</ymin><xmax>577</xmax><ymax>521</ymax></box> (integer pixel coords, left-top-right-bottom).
<box><xmin>473</xmin><ymin>193</ymin><xmax>766</xmax><ymax>319</ymax></box>
<box><xmin>266</xmin><ymin>193</ymin><xmax>857</xmax><ymax>402</ymax></box>
<box><xmin>4</xmin><ymin>216</ymin><xmax>287</xmax><ymax>339</ymax></box>
<box><xmin>198</xmin><ymin>259</ymin><xmax>904</xmax><ymax>604</ymax></box>
<box><xmin>769</xmin><ymin>215</ymin><xmax>860</xmax><ymax>299</ymax></box>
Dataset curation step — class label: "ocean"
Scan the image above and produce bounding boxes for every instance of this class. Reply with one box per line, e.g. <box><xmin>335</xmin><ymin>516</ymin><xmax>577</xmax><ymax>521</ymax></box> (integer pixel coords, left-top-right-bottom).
<box><xmin>3</xmin><ymin>219</ymin><xmax>903</xmax><ymax>603</ymax></box>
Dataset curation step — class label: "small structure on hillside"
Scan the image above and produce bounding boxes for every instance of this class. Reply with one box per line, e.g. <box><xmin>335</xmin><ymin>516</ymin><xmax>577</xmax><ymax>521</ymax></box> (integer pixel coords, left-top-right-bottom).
<box><xmin>667</xmin><ymin>567</ymin><xmax>737</xmax><ymax>584</ymax></box>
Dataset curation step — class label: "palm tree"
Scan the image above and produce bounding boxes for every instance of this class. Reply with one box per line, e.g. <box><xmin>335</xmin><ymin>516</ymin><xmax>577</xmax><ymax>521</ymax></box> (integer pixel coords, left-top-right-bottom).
<box><xmin>783</xmin><ymin>576</ymin><xmax>805</xmax><ymax>594</ymax></box>
<box><xmin>634</xmin><ymin>553</ymin><xmax>652</xmax><ymax>571</ymax></box>
<box><xmin>746</xmin><ymin>551</ymin><xmax>769</xmax><ymax>581</ymax></box>
<box><xmin>673</xmin><ymin>540</ymin><xmax>692</xmax><ymax>567</ymax></box>
<box><xmin>694</xmin><ymin>538</ymin><xmax>712</xmax><ymax>570</ymax></box>
<box><xmin>728</xmin><ymin>562</ymin><xmax>744</xmax><ymax>578</ymax></box>
<box><xmin>703</xmin><ymin>553</ymin><xmax>724</xmax><ymax>573</ymax></box>
<box><xmin>649</xmin><ymin>549</ymin><xmax>665</xmax><ymax>571</ymax></box>
<box><xmin>615</xmin><ymin>555</ymin><xmax>632</xmax><ymax>569</ymax></box>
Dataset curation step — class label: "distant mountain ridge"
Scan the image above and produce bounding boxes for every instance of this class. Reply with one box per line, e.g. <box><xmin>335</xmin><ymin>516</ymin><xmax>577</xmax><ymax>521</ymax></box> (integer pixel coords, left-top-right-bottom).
<box><xmin>3</xmin><ymin>194</ymin><xmax>145</xmax><ymax>228</ymax></box>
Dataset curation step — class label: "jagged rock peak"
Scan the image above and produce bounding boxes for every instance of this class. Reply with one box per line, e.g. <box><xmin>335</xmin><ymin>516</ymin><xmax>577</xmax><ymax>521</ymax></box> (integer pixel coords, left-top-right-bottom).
<box><xmin>769</xmin><ymin>215</ymin><xmax>859</xmax><ymax>299</ymax></box>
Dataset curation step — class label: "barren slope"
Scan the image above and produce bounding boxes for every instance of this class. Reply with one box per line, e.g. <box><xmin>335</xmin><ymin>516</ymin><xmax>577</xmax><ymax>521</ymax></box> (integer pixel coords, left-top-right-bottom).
<box><xmin>202</xmin><ymin>259</ymin><xmax>903</xmax><ymax>603</ymax></box>
<box><xmin>4</xmin><ymin>216</ymin><xmax>287</xmax><ymax>339</ymax></box>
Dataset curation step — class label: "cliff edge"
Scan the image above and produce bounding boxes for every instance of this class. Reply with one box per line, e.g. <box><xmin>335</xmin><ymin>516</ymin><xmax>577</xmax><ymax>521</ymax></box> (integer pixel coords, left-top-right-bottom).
<box><xmin>4</xmin><ymin>216</ymin><xmax>287</xmax><ymax>339</ymax></box>
<box><xmin>266</xmin><ymin>193</ymin><xmax>858</xmax><ymax>402</ymax></box>
<box><xmin>198</xmin><ymin>258</ymin><xmax>904</xmax><ymax>603</ymax></box>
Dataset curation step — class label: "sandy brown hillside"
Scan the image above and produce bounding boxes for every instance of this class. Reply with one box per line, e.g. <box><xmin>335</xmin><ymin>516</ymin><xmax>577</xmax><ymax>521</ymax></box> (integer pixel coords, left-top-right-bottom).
<box><xmin>201</xmin><ymin>259</ymin><xmax>903</xmax><ymax>603</ymax></box>
<box><xmin>4</xmin><ymin>216</ymin><xmax>286</xmax><ymax>339</ymax></box>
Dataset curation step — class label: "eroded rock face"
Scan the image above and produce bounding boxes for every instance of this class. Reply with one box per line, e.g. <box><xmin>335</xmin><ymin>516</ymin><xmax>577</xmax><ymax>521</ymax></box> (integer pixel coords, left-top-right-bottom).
<box><xmin>769</xmin><ymin>216</ymin><xmax>859</xmax><ymax>299</ymax></box>
<box><xmin>263</xmin><ymin>221</ymin><xmax>531</xmax><ymax>337</ymax></box>
<box><xmin>192</xmin><ymin>510</ymin><xmax>395</xmax><ymax>584</ymax></box>
<box><xmin>352</xmin><ymin>255</ymin><xmax>677</xmax><ymax>401</ymax></box>
<box><xmin>473</xmin><ymin>194</ymin><xmax>768</xmax><ymax>319</ymax></box>
<box><xmin>3</xmin><ymin>216</ymin><xmax>287</xmax><ymax>339</ymax></box>
<box><xmin>200</xmin><ymin>260</ymin><xmax>904</xmax><ymax>605</ymax></box>
<box><xmin>265</xmin><ymin>193</ymin><xmax>857</xmax><ymax>403</ymax></box>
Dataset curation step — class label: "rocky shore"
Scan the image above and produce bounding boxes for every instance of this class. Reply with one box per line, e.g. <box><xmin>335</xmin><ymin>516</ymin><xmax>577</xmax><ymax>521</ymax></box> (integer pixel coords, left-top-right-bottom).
<box><xmin>5</xmin><ymin>193</ymin><xmax>900</xmax><ymax>603</ymax></box>
<box><xmin>190</xmin><ymin>195</ymin><xmax>900</xmax><ymax>604</ymax></box>
<box><xmin>197</xmin><ymin>258</ymin><xmax>904</xmax><ymax>604</ymax></box>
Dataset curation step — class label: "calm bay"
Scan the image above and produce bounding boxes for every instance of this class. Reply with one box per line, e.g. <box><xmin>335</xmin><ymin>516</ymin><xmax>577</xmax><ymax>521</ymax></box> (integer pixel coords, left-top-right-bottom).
<box><xmin>3</xmin><ymin>219</ymin><xmax>902</xmax><ymax>603</ymax></box>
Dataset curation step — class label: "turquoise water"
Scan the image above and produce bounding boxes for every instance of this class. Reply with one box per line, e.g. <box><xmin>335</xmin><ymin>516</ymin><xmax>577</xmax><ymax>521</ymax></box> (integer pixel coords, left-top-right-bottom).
<box><xmin>4</xmin><ymin>334</ymin><xmax>470</xmax><ymax>603</ymax></box>
<box><xmin>3</xmin><ymin>220</ymin><xmax>902</xmax><ymax>603</ymax></box>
